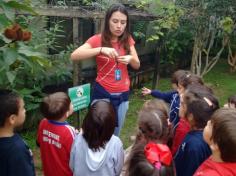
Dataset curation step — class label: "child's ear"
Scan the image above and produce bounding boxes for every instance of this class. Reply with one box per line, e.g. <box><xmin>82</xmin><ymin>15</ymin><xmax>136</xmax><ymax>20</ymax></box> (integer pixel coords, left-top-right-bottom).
<box><xmin>187</xmin><ymin>113</ymin><xmax>195</xmax><ymax>126</ymax></box>
<box><xmin>210</xmin><ymin>142</ymin><xmax>219</xmax><ymax>152</ymax></box>
<box><xmin>66</xmin><ymin>109</ymin><xmax>72</xmax><ymax>118</ymax></box>
<box><xmin>8</xmin><ymin>114</ymin><xmax>17</xmax><ymax>125</ymax></box>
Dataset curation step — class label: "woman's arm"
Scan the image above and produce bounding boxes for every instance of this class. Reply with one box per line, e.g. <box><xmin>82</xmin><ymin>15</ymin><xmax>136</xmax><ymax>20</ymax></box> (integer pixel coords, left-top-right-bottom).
<box><xmin>70</xmin><ymin>43</ymin><xmax>101</xmax><ymax>61</ymax></box>
<box><xmin>71</xmin><ymin>43</ymin><xmax>119</xmax><ymax>61</ymax></box>
<box><xmin>129</xmin><ymin>45</ymin><xmax>140</xmax><ymax>70</ymax></box>
<box><xmin>116</xmin><ymin>45</ymin><xmax>140</xmax><ymax>69</ymax></box>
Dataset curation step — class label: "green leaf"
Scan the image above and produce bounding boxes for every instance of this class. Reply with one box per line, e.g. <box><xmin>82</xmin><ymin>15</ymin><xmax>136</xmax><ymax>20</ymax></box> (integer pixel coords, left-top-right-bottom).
<box><xmin>157</xmin><ymin>31</ymin><xmax>164</xmax><ymax>36</ymax></box>
<box><xmin>31</xmin><ymin>56</ymin><xmax>52</xmax><ymax>67</ymax></box>
<box><xmin>25</xmin><ymin>103</ymin><xmax>39</xmax><ymax>111</ymax></box>
<box><xmin>18</xmin><ymin>48</ymin><xmax>45</xmax><ymax>57</ymax></box>
<box><xmin>0</xmin><ymin>33</ymin><xmax>12</xmax><ymax>44</ymax></box>
<box><xmin>0</xmin><ymin>67</ymin><xmax>7</xmax><ymax>86</ymax></box>
<box><xmin>0</xmin><ymin>36</ymin><xmax>6</xmax><ymax>47</ymax></box>
<box><xmin>0</xmin><ymin>14</ymin><xmax>11</xmax><ymax>28</ymax></box>
<box><xmin>6</xmin><ymin>71</ymin><xmax>16</xmax><ymax>84</ymax></box>
<box><xmin>3</xmin><ymin>48</ymin><xmax>18</xmax><ymax>66</ymax></box>
<box><xmin>19</xmin><ymin>88</ymin><xmax>37</xmax><ymax>95</ymax></box>
<box><xmin>0</xmin><ymin>65</ymin><xmax>5</xmax><ymax>72</ymax></box>
<box><xmin>5</xmin><ymin>1</ymin><xmax>37</xmax><ymax>15</ymax></box>
<box><xmin>1</xmin><ymin>3</ymin><xmax>15</xmax><ymax>21</ymax></box>
<box><xmin>18</xmin><ymin>54</ymin><xmax>33</xmax><ymax>68</ymax></box>
<box><xmin>152</xmin><ymin>35</ymin><xmax>160</xmax><ymax>40</ymax></box>
<box><xmin>220</xmin><ymin>17</ymin><xmax>233</xmax><ymax>34</ymax></box>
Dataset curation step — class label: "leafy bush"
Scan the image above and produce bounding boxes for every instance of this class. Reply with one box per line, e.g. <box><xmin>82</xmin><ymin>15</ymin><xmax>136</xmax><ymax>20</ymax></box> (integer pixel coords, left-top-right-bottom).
<box><xmin>0</xmin><ymin>1</ymin><xmax>74</xmax><ymax>128</ymax></box>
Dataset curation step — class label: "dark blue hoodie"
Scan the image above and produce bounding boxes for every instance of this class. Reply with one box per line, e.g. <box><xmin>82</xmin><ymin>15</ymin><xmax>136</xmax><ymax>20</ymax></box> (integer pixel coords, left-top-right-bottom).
<box><xmin>151</xmin><ymin>90</ymin><xmax>180</xmax><ymax>128</ymax></box>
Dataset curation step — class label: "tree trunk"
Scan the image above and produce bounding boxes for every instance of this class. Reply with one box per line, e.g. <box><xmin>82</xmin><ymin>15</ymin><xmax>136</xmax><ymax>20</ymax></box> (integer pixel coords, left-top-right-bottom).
<box><xmin>228</xmin><ymin>43</ymin><xmax>236</xmax><ymax>72</ymax></box>
<box><xmin>191</xmin><ymin>37</ymin><xmax>198</xmax><ymax>74</ymax></box>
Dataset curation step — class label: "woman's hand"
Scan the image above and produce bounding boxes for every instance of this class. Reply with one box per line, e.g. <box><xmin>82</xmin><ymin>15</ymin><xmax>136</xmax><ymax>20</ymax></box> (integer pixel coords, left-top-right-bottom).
<box><xmin>116</xmin><ymin>55</ymin><xmax>132</xmax><ymax>65</ymax></box>
<box><xmin>142</xmin><ymin>87</ymin><xmax>151</xmax><ymax>96</ymax></box>
<box><xmin>100</xmin><ymin>47</ymin><xmax>119</xmax><ymax>59</ymax></box>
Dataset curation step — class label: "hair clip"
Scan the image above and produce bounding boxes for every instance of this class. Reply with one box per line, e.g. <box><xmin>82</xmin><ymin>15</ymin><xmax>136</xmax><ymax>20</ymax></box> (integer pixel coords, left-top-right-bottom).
<box><xmin>203</xmin><ymin>97</ymin><xmax>213</xmax><ymax>106</ymax></box>
<box><xmin>144</xmin><ymin>143</ymin><xmax>172</xmax><ymax>170</ymax></box>
<box><xmin>186</xmin><ymin>74</ymin><xmax>191</xmax><ymax>78</ymax></box>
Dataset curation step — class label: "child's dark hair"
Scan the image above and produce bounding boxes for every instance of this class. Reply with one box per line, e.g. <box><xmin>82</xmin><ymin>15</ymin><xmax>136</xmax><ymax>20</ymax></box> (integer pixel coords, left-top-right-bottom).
<box><xmin>137</xmin><ymin>105</ymin><xmax>169</xmax><ymax>143</ymax></box>
<box><xmin>171</xmin><ymin>70</ymin><xmax>190</xmax><ymax>85</ymax></box>
<box><xmin>178</xmin><ymin>74</ymin><xmax>204</xmax><ymax>89</ymax></box>
<box><xmin>228</xmin><ymin>95</ymin><xmax>236</xmax><ymax>107</ymax></box>
<box><xmin>211</xmin><ymin>108</ymin><xmax>236</xmax><ymax>162</ymax></box>
<box><xmin>183</xmin><ymin>84</ymin><xmax>219</xmax><ymax>129</ymax></box>
<box><xmin>142</xmin><ymin>99</ymin><xmax>169</xmax><ymax>120</ymax></box>
<box><xmin>126</xmin><ymin>142</ymin><xmax>175</xmax><ymax>176</ymax></box>
<box><xmin>0</xmin><ymin>89</ymin><xmax>21</xmax><ymax>127</ymax></box>
<box><xmin>82</xmin><ymin>100</ymin><xmax>115</xmax><ymax>151</ymax></box>
<box><xmin>40</xmin><ymin>92</ymin><xmax>71</xmax><ymax>121</ymax></box>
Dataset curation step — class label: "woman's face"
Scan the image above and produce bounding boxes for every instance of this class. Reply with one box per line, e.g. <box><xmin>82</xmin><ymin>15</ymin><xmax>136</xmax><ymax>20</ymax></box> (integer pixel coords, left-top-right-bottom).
<box><xmin>109</xmin><ymin>11</ymin><xmax>127</xmax><ymax>39</ymax></box>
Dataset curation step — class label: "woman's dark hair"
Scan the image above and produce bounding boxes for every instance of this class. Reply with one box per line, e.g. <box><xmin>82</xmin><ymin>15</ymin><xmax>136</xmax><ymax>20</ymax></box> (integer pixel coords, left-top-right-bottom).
<box><xmin>183</xmin><ymin>84</ymin><xmax>219</xmax><ymax>129</ymax></box>
<box><xmin>40</xmin><ymin>92</ymin><xmax>71</xmax><ymax>120</ymax></box>
<box><xmin>0</xmin><ymin>89</ymin><xmax>21</xmax><ymax>127</ymax></box>
<box><xmin>126</xmin><ymin>142</ymin><xmax>175</xmax><ymax>176</ymax></box>
<box><xmin>82</xmin><ymin>100</ymin><xmax>116</xmax><ymax>151</ymax></box>
<box><xmin>102</xmin><ymin>3</ymin><xmax>130</xmax><ymax>53</ymax></box>
<box><xmin>228</xmin><ymin>95</ymin><xmax>236</xmax><ymax>107</ymax></box>
<box><xmin>171</xmin><ymin>70</ymin><xmax>190</xmax><ymax>85</ymax></box>
<box><xmin>211</xmin><ymin>108</ymin><xmax>236</xmax><ymax>162</ymax></box>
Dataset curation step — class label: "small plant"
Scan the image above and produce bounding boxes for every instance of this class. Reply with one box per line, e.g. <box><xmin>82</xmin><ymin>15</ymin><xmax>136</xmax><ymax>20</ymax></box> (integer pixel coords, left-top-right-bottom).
<box><xmin>132</xmin><ymin>21</ymin><xmax>146</xmax><ymax>43</ymax></box>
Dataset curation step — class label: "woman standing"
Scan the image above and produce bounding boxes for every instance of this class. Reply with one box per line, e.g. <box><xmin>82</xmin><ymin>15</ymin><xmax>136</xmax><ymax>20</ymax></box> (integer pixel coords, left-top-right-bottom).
<box><xmin>71</xmin><ymin>3</ymin><xmax>140</xmax><ymax>136</ymax></box>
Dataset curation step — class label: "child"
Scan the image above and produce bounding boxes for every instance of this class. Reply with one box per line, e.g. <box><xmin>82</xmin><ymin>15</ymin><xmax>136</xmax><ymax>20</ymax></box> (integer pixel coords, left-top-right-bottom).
<box><xmin>142</xmin><ymin>72</ymin><xmax>204</xmax><ymax>156</ymax></box>
<box><xmin>174</xmin><ymin>84</ymin><xmax>219</xmax><ymax>176</ymax></box>
<box><xmin>142</xmin><ymin>99</ymin><xmax>169</xmax><ymax>120</ymax></box>
<box><xmin>177</xmin><ymin>74</ymin><xmax>205</xmax><ymax>95</ymax></box>
<box><xmin>125</xmin><ymin>104</ymin><xmax>175</xmax><ymax>176</ymax></box>
<box><xmin>194</xmin><ymin>108</ymin><xmax>236</xmax><ymax>176</ymax></box>
<box><xmin>37</xmin><ymin>92</ymin><xmax>76</xmax><ymax>176</ymax></box>
<box><xmin>69</xmin><ymin>100</ymin><xmax>124</xmax><ymax>176</ymax></box>
<box><xmin>126</xmin><ymin>142</ymin><xmax>175</xmax><ymax>176</ymax></box>
<box><xmin>120</xmin><ymin>99</ymin><xmax>171</xmax><ymax>176</ymax></box>
<box><xmin>171</xmin><ymin>74</ymin><xmax>205</xmax><ymax>155</ymax></box>
<box><xmin>142</xmin><ymin>70</ymin><xmax>190</xmax><ymax>129</ymax></box>
<box><xmin>224</xmin><ymin>95</ymin><xmax>236</xmax><ymax>108</ymax></box>
<box><xmin>0</xmin><ymin>89</ymin><xmax>35</xmax><ymax>176</ymax></box>
<box><xmin>171</xmin><ymin>114</ymin><xmax>190</xmax><ymax>156</ymax></box>
<box><xmin>136</xmin><ymin>105</ymin><xmax>170</xmax><ymax>145</ymax></box>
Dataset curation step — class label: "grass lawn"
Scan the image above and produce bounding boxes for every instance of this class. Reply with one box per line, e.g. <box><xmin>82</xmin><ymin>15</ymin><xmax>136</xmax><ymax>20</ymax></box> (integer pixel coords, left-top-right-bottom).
<box><xmin>21</xmin><ymin>59</ymin><xmax>236</xmax><ymax>173</ymax></box>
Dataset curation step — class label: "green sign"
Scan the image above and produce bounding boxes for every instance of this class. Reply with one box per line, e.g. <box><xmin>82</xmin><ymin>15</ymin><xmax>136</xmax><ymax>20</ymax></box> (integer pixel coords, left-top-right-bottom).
<box><xmin>68</xmin><ymin>83</ymin><xmax>91</xmax><ymax>111</ymax></box>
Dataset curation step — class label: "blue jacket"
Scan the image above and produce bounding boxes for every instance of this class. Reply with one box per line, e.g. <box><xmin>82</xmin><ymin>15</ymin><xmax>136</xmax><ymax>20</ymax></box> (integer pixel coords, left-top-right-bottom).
<box><xmin>0</xmin><ymin>134</ymin><xmax>35</xmax><ymax>176</ymax></box>
<box><xmin>92</xmin><ymin>82</ymin><xmax>129</xmax><ymax>126</ymax></box>
<box><xmin>151</xmin><ymin>90</ymin><xmax>180</xmax><ymax>128</ymax></box>
<box><xmin>174</xmin><ymin>130</ymin><xmax>211</xmax><ymax>176</ymax></box>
